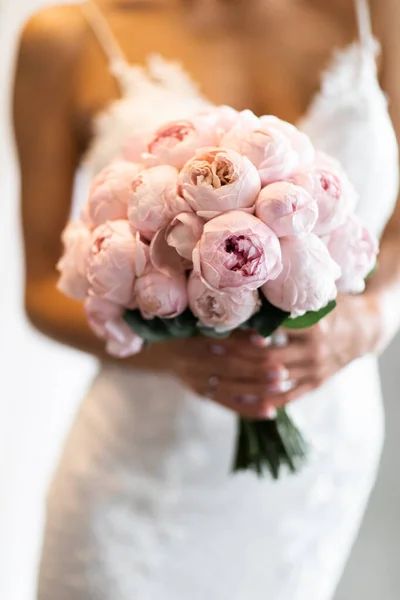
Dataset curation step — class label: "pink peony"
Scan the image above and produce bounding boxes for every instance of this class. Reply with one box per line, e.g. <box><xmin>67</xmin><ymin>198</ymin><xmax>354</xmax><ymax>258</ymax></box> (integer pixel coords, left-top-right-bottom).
<box><xmin>128</xmin><ymin>165</ymin><xmax>189</xmax><ymax>241</ymax></box>
<box><xmin>220</xmin><ymin>111</ymin><xmax>314</xmax><ymax>186</ymax></box>
<box><xmin>197</xmin><ymin>105</ymin><xmax>240</xmax><ymax>140</ymax></box>
<box><xmin>57</xmin><ymin>221</ymin><xmax>91</xmax><ymax>301</ymax></box>
<box><xmin>188</xmin><ymin>272</ymin><xmax>260</xmax><ymax>332</ymax></box>
<box><xmin>290</xmin><ymin>153</ymin><xmax>357</xmax><ymax>236</ymax></box>
<box><xmin>135</xmin><ymin>270</ymin><xmax>188</xmax><ymax>319</ymax></box>
<box><xmin>121</xmin><ymin>131</ymin><xmax>150</xmax><ymax>163</ymax></box>
<box><xmin>86</xmin><ymin>161</ymin><xmax>143</xmax><ymax>228</ymax></box>
<box><xmin>193</xmin><ymin>211</ymin><xmax>282</xmax><ymax>292</ymax></box>
<box><xmin>260</xmin><ymin>115</ymin><xmax>315</xmax><ymax>163</ymax></box>
<box><xmin>85</xmin><ymin>295</ymin><xmax>143</xmax><ymax>358</ymax></box>
<box><xmin>255</xmin><ymin>182</ymin><xmax>318</xmax><ymax>237</ymax></box>
<box><xmin>166</xmin><ymin>212</ymin><xmax>205</xmax><ymax>261</ymax></box>
<box><xmin>262</xmin><ymin>234</ymin><xmax>341</xmax><ymax>318</ymax></box>
<box><xmin>144</xmin><ymin>115</ymin><xmax>219</xmax><ymax>169</ymax></box>
<box><xmin>149</xmin><ymin>212</ymin><xmax>204</xmax><ymax>277</ymax></box>
<box><xmin>178</xmin><ymin>147</ymin><xmax>261</xmax><ymax>220</ymax></box>
<box><xmin>326</xmin><ymin>215</ymin><xmax>378</xmax><ymax>294</ymax></box>
<box><xmin>88</xmin><ymin>220</ymin><xmax>148</xmax><ymax>305</ymax></box>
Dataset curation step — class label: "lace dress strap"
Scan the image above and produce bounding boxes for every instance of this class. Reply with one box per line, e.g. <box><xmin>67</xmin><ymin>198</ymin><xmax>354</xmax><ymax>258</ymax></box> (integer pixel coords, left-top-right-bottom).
<box><xmin>80</xmin><ymin>1</ymin><xmax>129</xmax><ymax>92</ymax></box>
<box><xmin>355</xmin><ymin>0</ymin><xmax>374</xmax><ymax>50</ymax></box>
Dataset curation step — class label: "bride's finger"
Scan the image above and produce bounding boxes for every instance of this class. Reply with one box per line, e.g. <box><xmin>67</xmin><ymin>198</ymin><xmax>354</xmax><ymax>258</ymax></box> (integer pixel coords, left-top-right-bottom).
<box><xmin>267</xmin><ymin>378</ymin><xmax>320</xmax><ymax>408</ymax></box>
<box><xmin>212</xmin><ymin>379</ymin><xmax>274</xmax><ymax>419</ymax></box>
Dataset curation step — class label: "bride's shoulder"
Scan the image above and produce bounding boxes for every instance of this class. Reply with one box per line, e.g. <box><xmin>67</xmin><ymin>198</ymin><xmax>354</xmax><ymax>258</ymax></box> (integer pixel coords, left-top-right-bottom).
<box><xmin>16</xmin><ymin>4</ymin><xmax>86</xmax><ymax>70</ymax></box>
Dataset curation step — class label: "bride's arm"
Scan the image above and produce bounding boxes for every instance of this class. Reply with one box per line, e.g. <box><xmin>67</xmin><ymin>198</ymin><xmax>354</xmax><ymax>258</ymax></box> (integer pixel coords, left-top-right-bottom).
<box><xmin>365</xmin><ymin>0</ymin><xmax>400</xmax><ymax>350</ymax></box>
<box><xmin>13</xmin><ymin>11</ymin><xmax>117</xmax><ymax>362</ymax></box>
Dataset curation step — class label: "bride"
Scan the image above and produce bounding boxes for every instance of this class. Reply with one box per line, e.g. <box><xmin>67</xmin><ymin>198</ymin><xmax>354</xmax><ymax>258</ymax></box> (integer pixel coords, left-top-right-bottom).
<box><xmin>13</xmin><ymin>0</ymin><xmax>400</xmax><ymax>598</ymax></box>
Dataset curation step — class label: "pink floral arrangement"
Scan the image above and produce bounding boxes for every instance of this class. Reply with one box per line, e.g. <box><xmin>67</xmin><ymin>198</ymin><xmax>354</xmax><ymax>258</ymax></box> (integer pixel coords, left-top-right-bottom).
<box><xmin>57</xmin><ymin>106</ymin><xmax>378</xmax><ymax>478</ymax></box>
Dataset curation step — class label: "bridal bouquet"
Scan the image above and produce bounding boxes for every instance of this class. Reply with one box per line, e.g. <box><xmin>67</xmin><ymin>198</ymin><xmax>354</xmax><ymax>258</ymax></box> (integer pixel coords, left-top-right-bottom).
<box><xmin>57</xmin><ymin>106</ymin><xmax>378</xmax><ymax>478</ymax></box>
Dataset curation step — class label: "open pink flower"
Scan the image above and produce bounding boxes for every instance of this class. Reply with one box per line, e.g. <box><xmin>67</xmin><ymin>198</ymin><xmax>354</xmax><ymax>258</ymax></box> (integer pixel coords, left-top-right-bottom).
<box><xmin>135</xmin><ymin>270</ymin><xmax>188</xmax><ymax>319</ymax></box>
<box><xmin>255</xmin><ymin>182</ymin><xmax>318</xmax><ymax>237</ymax></box>
<box><xmin>262</xmin><ymin>234</ymin><xmax>340</xmax><ymax>317</ymax></box>
<box><xmin>121</xmin><ymin>131</ymin><xmax>150</xmax><ymax>163</ymax></box>
<box><xmin>86</xmin><ymin>161</ymin><xmax>143</xmax><ymax>228</ymax></box>
<box><xmin>128</xmin><ymin>165</ymin><xmax>189</xmax><ymax>241</ymax></box>
<box><xmin>220</xmin><ymin>111</ymin><xmax>314</xmax><ymax>186</ymax></box>
<box><xmin>149</xmin><ymin>212</ymin><xmax>205</xmax><ymax>278</ymax></box>
<box><xmin>193</xmin><ymin>211</ymin><xmax>282</xmax><ymax>292</ymax></box>
<box><xmin>85</xmin><ymin>295</ymin><xmax>143</xmax><ymax>358</ymax></box>
<box><xmin>88</xmin><ymin>220</ymin><xmax>148</xmax><ymax>305</ymax></box>
<box><xmin>144</xmin><ymin>115</ymin><xmax>219</xmax><ymax>169</ymax></box>
<box><xmin>290</xmin><ymin>153</ymin><xmax>357</xmax><ymax>236</ymax></box>
<box><xmin>197</xmin><ymin>105</ymin><xmax>240</xmax><ymax>140</ymax></box>
<box><xmin>188</xmin><ymin>272</ymin><xmax>260</xmax><ymax>332</ymax></box>
<box><xmin>326</xmin><ymin>215</ymin><xmax>378</xmax><ymax>293</ymax></box>
<box><xmin>166</xmin><ymin>213</ymin><xmax>205</xmax><ymax>261</ymax></box>
<box><xmin>57</xmin><ymin>221</ymin><xmax>91</xmax><ymax>301</ymax></box>
<box><xmin>178</xmin><ymin>147</ymin><xmax>261</xmax><ymax>220</ymax></box>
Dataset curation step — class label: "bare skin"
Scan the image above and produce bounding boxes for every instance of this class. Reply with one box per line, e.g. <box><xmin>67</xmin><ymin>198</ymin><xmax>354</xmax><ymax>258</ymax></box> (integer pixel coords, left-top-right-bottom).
<box><xmin>13</xmin><ymin>0</ymin><xmax>400</xmax><ymax>419</ymax></box>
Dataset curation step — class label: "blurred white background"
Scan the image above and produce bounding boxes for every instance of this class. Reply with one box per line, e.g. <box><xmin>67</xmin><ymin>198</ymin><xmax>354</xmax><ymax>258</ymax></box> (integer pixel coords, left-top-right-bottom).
<box><xmin>0</xmin><ymin>2</ymin><xmax>399</xmax><ymax>599</ymax></box>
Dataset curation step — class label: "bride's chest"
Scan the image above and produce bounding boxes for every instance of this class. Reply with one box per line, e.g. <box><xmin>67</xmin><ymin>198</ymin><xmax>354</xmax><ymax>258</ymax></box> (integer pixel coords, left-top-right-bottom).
<box><xmin>76</xmin><ymin>7</ymin><xmax>355</xmax><ymax>129</ymax></box>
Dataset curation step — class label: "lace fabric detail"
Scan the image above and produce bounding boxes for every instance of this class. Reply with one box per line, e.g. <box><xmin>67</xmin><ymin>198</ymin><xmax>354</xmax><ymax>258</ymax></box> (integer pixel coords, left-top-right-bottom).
<box><xmin>83</xmin><ymin>55</ymin><xmax>211</xmax><ymax>177</ymax></box>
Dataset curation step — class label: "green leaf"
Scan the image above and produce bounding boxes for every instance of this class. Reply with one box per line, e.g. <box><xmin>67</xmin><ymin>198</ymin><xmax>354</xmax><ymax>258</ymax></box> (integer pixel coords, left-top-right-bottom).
<box><xmin>282</xmin><ymin>300</ymin><xmax>337</xmax><ymax>330</ymax></box>
<box><xmin>246</xmin><ymin>296</ymin><xmax>289</xmax><ymax>337</ymax></box>
<box><xmin>198</xmin><ymin>327</ymin><xmax>232</xmax><ymax>339</ymax></box>
<box><xmin>124</xmin><ymin>310</ymin><xmax>173</xmax><ymax>342</ymax></box>
<box><xmin>162</xmin><ymin>310</ymin><xmax>198</xmax><ymax>339</ymax></box>
<box><xmin>366</xmin><ymin>261</ymin><xmax>378</xmax><ymax>280</ymax></box>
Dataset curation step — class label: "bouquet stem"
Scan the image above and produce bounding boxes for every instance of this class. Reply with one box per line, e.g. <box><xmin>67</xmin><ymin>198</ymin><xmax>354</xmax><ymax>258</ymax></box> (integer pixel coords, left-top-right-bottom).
<box><xmin>233</xmin><ymin>409</ymin><xmax>308</xmax><ymax>479</ymax></box>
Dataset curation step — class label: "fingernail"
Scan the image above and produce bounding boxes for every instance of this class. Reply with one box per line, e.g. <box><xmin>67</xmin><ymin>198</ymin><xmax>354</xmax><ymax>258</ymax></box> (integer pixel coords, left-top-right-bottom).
<box><xmin>235</xmin><ymin>395</ymin><xmax>259</xmax><ymax>405</ymax></box>
<box><xmin>262</xmin><ymin>406</ymin><xmax>277</xmax><ymax>420</ymax></box>
<box><xmin>266</xmin><ymin>380</ymin><xmax>294</xmax><ymax>394</ymax></box>
<box><xmin>250</xmin><ymin>334</ymin><xmax>272</xmax><ymax>347</ymax></box>
<box><xmin>270</xmin><ymin>332</ymin><xmax>288</xmax><ymax>347</ymax></box>
<box><xmin>266</xmin><ymin>368</ymin><xmax>284</xmax><ymax>381</ymax></box>
<box><xmin>278</xmin><ymin>367</ymin><xmax>290</xmax><ymax>381</ymax></box>
<box><xmin>210</xmin><ymin>344</ymin><xmax>227</xmax><ymax>356</ymax></box>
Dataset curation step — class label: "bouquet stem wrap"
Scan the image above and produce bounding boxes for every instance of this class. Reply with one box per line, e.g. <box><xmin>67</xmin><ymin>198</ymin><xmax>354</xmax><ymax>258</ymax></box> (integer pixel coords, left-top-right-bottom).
<box><xmin>234</xmin><ymin>410</ymin><xmax>308</xmax><ymax>478</ymax></box>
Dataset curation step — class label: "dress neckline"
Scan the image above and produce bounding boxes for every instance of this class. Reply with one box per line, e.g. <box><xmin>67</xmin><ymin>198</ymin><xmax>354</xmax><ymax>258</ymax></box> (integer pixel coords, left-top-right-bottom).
<box><xmin>91</xmin><ymin>37</ymin><xmax>379</xmax><ymax>132</ymax></box>
<box><xmin>82</xmin><ymin>0</ymin><xmax>379</xmax><ymax>129</ymax></box>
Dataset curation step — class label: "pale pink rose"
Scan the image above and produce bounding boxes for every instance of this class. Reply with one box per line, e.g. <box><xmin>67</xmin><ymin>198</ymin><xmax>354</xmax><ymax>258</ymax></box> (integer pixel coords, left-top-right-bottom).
<box><xmin>326</xmin><ymin>215</ymin><xmax>378</xmax><ymax>293</ymax></box>
<box><xmin>57</xmin><ymin>221</ymin><xmax>91</xmax><ymax>301</ymax></box>
<box><xmin>86</xmin><ymin>161</ymin><xmax>143</xmax><ymax>228</ymax></box>
<box><xmin>290</xmin><ymin>153</ymin><xmax>357</xmax><ymax>236</ymax></box>
<box><xmin>121</xmin><ymin>131</ymin><xmax>150</xmax><ymax>163</ymax></box>
<box><xmin>220</xmin><ymin>111</ymin><xmax>314</xmax><ymax>186</ymax></box>
<box><xmin>85</xmin><ymin>295</ymin><xmax>144</xmax><ymax>358</ymax></box>
<box><xmin>255</xmin><ymin>182</ymin><xmax>318</xmax><ymax>237</ymax></box>
<box><xmin>188</xmin><ymin>272</ymin><xmax>260</xmax><ymax>332</ymax></box>
<box><xmin>88</xmin><ymin>220</ymin><xmax>147</xmax><ymax>305</ymax></box>
<box><xmin>128</xmin><ymin>165</ymin><xmax>189</xmax><ymax>240</ymax></box>
<box><xmin>144</xmin><ymin>115</ymin><xmax>219</xmax><ymax>169</ymax></box>
<box><xmin>197</xmin><ymin>105</ymin><xmax>240</xmax><ymax>140</ymax></box>
<box><xmin>135</xmin><ymin>270</ymin><xmax>188</xmax><ymax>319</ymax></box>
<box><xmin>150</xmin><ymin>227</ymin><xmax>190</xmax><ymax>278</ymax></box>
<box><xmin>178</xmin><ymin>147</ymin><xmax>261</xmax><ymax>220</ymax></box>
<box><xmin>166</xmin><ymin>213</ymin><xmax>205</xmax><ymax>261</ymax></box>
<box><xmin>262</xmin><ymin>234</ymin><xmax>341</xmax><ymax>317</ymax></box>
<box><xmin>193</xmin><ymin>211</ymin><xmax>282</xmax><ymax>292</ymax></box>
<box><xmin>260</xmin><ymin>115</ymin><xmax>315</xmax><ymax>163</ymax></box>
<box><xmin>149</xmin><ymin>213</ymin><xmax>204</xmax><ymax>278</ymax></box>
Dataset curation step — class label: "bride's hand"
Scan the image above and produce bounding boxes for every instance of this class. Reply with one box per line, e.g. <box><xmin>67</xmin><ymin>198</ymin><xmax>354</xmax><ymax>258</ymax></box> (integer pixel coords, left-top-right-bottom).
<box><xmin>155</xmin><ymin>331</ymin><xmax>282</xmax><ymax>419</ymax></box>
<box><xmin>257</xmin><ymin>294</ymin><xmax>381</xmax><ymax>410</ymax></box>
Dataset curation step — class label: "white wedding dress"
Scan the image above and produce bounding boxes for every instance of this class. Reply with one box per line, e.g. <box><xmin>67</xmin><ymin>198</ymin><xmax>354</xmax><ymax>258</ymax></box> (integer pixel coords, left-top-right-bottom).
<box><xmin>37</xmin><ymin>1</ymin><xmax>399</xmax><ymax>599</ymax></box>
